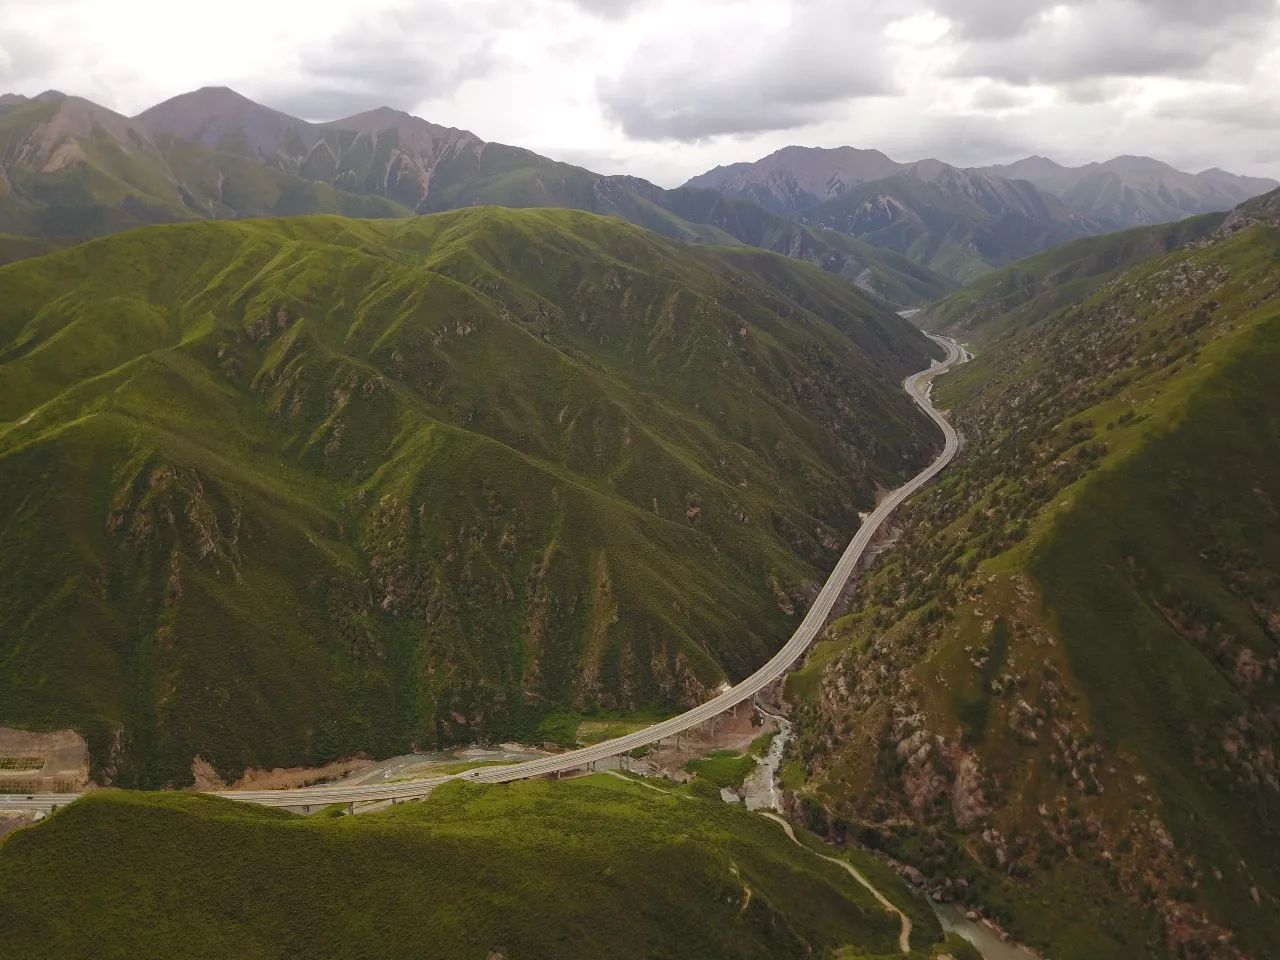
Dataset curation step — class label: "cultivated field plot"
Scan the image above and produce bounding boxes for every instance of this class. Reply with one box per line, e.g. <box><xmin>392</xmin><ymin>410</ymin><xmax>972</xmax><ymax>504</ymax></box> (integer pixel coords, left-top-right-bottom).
<box><xmin>0</xmin><ymin>757</ymin><xmax>41</xmax><ymax>771</ymax></box>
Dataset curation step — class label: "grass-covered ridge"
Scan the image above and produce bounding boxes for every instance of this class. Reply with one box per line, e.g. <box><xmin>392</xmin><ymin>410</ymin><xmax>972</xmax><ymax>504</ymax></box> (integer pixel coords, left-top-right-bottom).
<box><xmin>0</xmin><ymin>206</ymin><xmax>940</xmax><ymax>786</ymax></box>
<box><xmin>786</xmin><ymin>208</ymin><xmax>1280</xmax><ymax>958</ymax></box>
<box><xmin>0</xmin><ymin>776</ymin><xmax>911</xmax><ymax>960</ymax></box>
<box><xmin>921</xmin><ymin>211</ymin><xmax>1224</xmax><ymax>344</ymax></box>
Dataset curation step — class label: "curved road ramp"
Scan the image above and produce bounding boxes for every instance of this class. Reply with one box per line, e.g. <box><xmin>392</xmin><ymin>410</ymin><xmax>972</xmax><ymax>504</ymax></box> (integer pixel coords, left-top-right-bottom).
<box><xmin>2</xmin><ymin>335</ymin><xmax>965</xmax><ymax>815</ymax></box>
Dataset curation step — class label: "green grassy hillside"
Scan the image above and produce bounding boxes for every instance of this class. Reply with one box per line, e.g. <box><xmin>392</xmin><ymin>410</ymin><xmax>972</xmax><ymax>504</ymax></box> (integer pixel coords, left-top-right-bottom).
<box><xmin>0</xmin><ymin>776</ymin><xmax>922</xmax><ymax>960</ymax></box>
<box><xmin>922</xmin><ymin>212</ymin><xmax>1224</xmax><ymax>342</ymax></box>
<box><xmin>784</xmin><ymin>206</ymin><xmax>1280</xmax><ymax>958</ymax></box>
<box><xmin>0</xmin><ymin>207</ymin><xmax>939</xmax><ymax>786</ymax></box>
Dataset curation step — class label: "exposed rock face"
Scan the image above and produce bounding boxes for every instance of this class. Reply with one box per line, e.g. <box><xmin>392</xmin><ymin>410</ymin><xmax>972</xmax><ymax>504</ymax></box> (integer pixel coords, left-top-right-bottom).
<box><xmin>685</xmin><ymin>146</ymin><xmax>1276</xmax><ymax>283</ymax></box>
<box><xmin>137</xmin><ymin>89</ymin><xmax>484</xmax><ymax>213</ymax></box>
<box><xmin>685</xmin><ymin>145</ymin><xmax>903</xmax><ymax>214</ymax></box>
<box><xmin>1</xmin><ymin>87</ymin><xmax>952</xmax><ymax>306</ymax></box>
<box><xmin>1219</xmin><ymin>186</ymin><xmax>1280</xmax><ymax>234</ymax></box>
<box><xmin>979</xmin><ymin>154</ymin><xmax>1278</xmax><ymax>228</ymax></box>
<box><xmin>135</xmin><ymin>86</ymin><xmax>321</xmax><ymax>165</ymax></box>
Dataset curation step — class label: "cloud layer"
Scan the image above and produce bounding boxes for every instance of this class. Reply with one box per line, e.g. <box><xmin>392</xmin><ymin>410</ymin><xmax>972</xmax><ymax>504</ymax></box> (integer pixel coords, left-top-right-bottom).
<box><xmin>597</xmin><ymin>1</ymin><xmax>893</xmax><ymax>140</ymax></box>
<box><xmin>0</xmin><ymin>0</ymin><xmax>1277</xmax><ymax>185</ymax></box>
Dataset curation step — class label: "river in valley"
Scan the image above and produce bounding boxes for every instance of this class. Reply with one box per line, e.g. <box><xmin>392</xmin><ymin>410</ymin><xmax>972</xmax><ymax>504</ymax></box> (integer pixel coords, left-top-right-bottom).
<box><xmin>742</xmin><ymin>704</ymin><xmax>1041</xmax><ymax>959</ymax></box>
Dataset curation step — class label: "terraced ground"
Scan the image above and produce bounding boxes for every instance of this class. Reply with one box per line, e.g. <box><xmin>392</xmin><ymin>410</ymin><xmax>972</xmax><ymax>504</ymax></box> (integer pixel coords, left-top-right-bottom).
<box><xmin>785</xmin><ymin>192</ymin><xmax>1280</xmax><ymax>959</ymax></box>
<box><xmin>0</xmin><ymin>206</ymin><xmax>941</xmax><ymax>787</ymax></box>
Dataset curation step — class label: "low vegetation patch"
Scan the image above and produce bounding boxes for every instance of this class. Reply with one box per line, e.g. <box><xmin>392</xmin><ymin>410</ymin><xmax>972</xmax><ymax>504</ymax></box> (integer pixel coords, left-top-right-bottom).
<box><xmin>0</xmin><ymin>757</ymin><xmax>41</xmax><ymax>771</ymax></box>
<box><xmin>684</xmin><ymin>749</ymin><xmax>759</xmax><ymax>789</ymax></box>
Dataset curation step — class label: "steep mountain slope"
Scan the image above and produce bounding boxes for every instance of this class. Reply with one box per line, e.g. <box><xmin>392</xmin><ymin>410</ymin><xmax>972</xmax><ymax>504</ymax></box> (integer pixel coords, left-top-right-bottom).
<box><xmin>138</xmin><ymin>88</ymin><xmax>490</xmax><ymax>211</ymax></box>
<box><xmin>980</xmin><ymin>155</ymin><xmax>1278</xmax><ymax>229</ymax></box>
<box><xmin>0</xmin><ymin>207</ymin><xmax>940</xmax><ymax>786</ymax></box>
<box><xmin>783</xmin><ymin>193</ymin><xmax>1280</xmax><ymax>959</ymax></box>
<box><xmin>686</xmin><ymin>146</ymin><xmax>1276</xmax><ymax>283</ymax></box>
<box><xmin>0</xmin><ymin>776</ymin><xmax>966</xmax><ymax>960</ymax></box>
<box><xmin>800</xmin><ymin>161</ymin><xmax>1097</xmax><ymax>282</ymax></box>
<box><xmin>0</xmin><ymin>93</ymin><xmax>411</xmax><ymax>238</ymax></box>
<box><xmin>924</xmin><ymin>211</ymin><xmax>1226</xmax><ymax>339</ymax></box>
<box><xmin>137</xmin><ymin>91</ymin><xmax>956</xmax><ymax>306</ymax></box>
<box><xmin>0</xmin><ymin>87</ymin><xmax>950</xmax><ymax>305</ymax></box>
<box><xmin>686</xmin><ymin>145</ymin><xmax>903</xmax><ymax>215</ymax></box>
<box><xmin>134</xmin><ymin>86</ymin><xmax>328</xmax><ymax>167</ymax></box>
<box><xmin>645</xmin><ymin>183</ymin><xmax>955</xmax><ymax>304</ymax></box>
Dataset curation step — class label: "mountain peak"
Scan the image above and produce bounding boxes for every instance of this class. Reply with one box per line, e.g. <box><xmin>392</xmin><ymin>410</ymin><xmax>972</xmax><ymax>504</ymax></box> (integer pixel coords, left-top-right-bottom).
<box><xmin>321</xmin><ymin>106</ymin><xmax>477</xmax><ymax>145</ymax></box>
<box><xmin>682</xmin><ymin>144</ymin><xmax>905</xmax><ymax>214</ymax></box>
<box><xmin>324</xmin><ymin>105</ymin><xmax>427</xmax><ymax>130</ymax></box>
<box><xmin>1097</xmin><ymin>155</ymin><xmax>1176</xmax><ymax>175</ymax></box>
<box><xmin>135</xmin><ymin>87</ymin><xmax>314</xmax><ymax>158</ymax></box>
<box><xmin>136</xmin><ymin>85</ymin><xmax>299</xmax><ymax>123</ymax></box>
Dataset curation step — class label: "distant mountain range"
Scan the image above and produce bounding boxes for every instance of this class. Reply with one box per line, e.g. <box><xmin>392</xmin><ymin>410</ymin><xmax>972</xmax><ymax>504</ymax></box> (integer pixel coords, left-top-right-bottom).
<box><xmin>976</xmin><ymin>154</ymin><xmax>1279</xmax><ymax>226</ymax></box>
<box><xmin>686</xmin><ymin>146</ymin><xmax>1276</xmax><ymax>281</ymax></box>
<box><xmin>0</xmin><ymin>87</ymin><xmax>952</xmax><ymax>307</ymax></box>
<box><xmin>2</xmin><ymin>85</ymin><xmax>1274</xmax><ymax>299</ymax></box>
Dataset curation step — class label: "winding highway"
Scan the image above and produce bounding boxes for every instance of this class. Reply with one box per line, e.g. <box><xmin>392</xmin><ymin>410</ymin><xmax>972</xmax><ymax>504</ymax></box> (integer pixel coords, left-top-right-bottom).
<box><xmin>1</xmin><ymin>334</ymin><xmax>964</xmax><ymax>814</ymax></box>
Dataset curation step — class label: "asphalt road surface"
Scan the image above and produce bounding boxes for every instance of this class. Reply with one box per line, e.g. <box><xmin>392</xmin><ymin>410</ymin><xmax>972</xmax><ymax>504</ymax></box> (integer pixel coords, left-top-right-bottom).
<box><xmin>1</xmin><ymin>334</ymin><xmax>965</xmax><ymax>814</ymax></box>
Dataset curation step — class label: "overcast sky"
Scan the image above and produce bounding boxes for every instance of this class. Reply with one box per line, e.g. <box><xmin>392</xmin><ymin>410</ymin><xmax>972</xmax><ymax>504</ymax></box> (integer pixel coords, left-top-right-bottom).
<box><xmin>2</xmin><ymin>0</ymin><xmax>1278</xmax><ymax>185</ymax></box>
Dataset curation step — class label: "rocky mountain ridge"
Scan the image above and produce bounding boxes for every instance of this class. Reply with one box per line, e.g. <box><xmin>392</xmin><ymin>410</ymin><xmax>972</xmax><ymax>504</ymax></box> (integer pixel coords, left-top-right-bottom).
<box><xmin>685</xmin><ymin>145</ymin><xmax>1276</xmax><ymax>280</ymax></box>
<box><xmin>0</xmin><ymin>87</ymin><xmax>953</xmax><ymax>307</ymax></box>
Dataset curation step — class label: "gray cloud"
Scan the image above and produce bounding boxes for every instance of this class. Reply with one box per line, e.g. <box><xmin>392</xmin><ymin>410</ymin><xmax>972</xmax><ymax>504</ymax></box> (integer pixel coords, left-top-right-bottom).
<box><xmin>967</xmin><ymin>83</ymin><xmax>1033</xmax><ymax>111</ymax></box>
<box><xmin>567</xmin><ymin>0</ymin><xmax>646</xmax><ymax>18</ymax></box>
<box><xmin>0</xmin><ymin>26</ymin><xmax>60</xmax><ymax>88</ymax></box>
<box><xmin>927</xmin><ymin>0</ymin><xmax>1058</xmax><ymax>38</ymax></box>
<box><xmin>876</xmin><ymin>115</ymin><xmax>1036</xmax><ymax>167</ymax></box>
<box><xmin>250</xmin><ymin>2</ymin><xmax>503</xmax><ymax>121</ymax></box>
<box><xmin>1</xmin><ymin>0</ymin><xmax>1278</xmax><ymax>184</ymax></box>
<box><xmin>934</xmin><ymin>0</ymin><xmax>1274</xmax><ymax>39</ymax></box>
<box><xmin>944</xmin><ymin>0</ymin><xmax>1277</xmax><ymax>85</ymax></box>
<box><xmin>598</xmin><ymin>0</ymin><xmax>893</xmax><ymax>141</ymax></box>
<box><xmin>1156</xmin><ymin>87</ymin><xmax>1280</xmax><ymax>130</ymax></box>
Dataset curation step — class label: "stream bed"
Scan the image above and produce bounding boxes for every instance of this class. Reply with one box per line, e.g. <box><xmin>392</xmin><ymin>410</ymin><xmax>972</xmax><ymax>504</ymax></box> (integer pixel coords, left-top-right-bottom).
<box><xmin>741</xmin><ymin>706</ymin><xmax>791</xmax><ymax>811</ymax></box>
<box><xmin>744</xmin><ymin>704</ymin><xmax>1042</xmax><ymax>959</ymax></box>
<box><xmin>935</xmin><ymin>903</ymin><xmax>1043</xmax><ymax>959</ymax></box>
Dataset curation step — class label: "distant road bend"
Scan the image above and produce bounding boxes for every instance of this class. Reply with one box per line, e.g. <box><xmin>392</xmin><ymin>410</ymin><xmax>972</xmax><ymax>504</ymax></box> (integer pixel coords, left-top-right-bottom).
<box><xmin>3</xmin><ymin>334</ymin><xmax>965</xmax><ymax>814</ymax></box>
